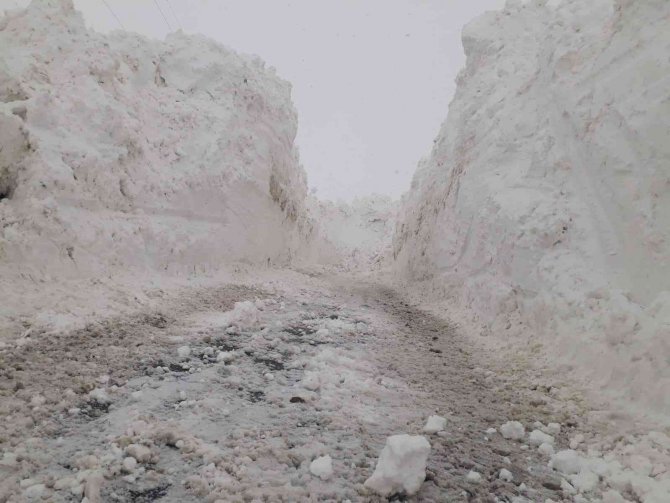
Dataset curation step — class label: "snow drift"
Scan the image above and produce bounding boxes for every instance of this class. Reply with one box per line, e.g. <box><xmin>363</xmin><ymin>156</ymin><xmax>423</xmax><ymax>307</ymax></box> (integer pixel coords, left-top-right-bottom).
<box><xmin>393</xmin><ymin>0</ymin><xmax>670</xmax><ymax>418</ymax></box>
<box><xmin>0</xmin><ymin>1</ymin><xmax>314</xmax><ymax>335</ymax></box>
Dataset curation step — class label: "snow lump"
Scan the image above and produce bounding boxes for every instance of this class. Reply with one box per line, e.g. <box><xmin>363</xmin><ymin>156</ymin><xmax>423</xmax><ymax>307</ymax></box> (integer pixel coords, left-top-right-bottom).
<box><xmin>364</xmin><ymin>434</ymin><xmax>431</xmax><ymax>497</ymax></box>
<box><xmin>309</xmin><ymin>455</ymin><xmax>333</xmax><ymax>480</ymax></box>
<box><xmin>423</xmin><ymin>415</ymin><xmax>447</xmax><ymax>434</ymax></box>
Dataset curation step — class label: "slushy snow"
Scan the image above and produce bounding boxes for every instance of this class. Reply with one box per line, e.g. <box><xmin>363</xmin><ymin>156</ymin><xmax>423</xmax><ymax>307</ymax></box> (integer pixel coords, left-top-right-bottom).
<box><xmin>364</xmin><ymin>434</ymin><xmax>431</xmax><ymax>497</ymax></box>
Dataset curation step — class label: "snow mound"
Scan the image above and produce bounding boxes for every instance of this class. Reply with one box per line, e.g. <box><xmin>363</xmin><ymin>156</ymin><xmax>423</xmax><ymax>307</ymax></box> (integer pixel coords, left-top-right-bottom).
<box><xmin>393</xmin><ymin>0</ymin><xmax>670</xmax><ymax>420</ymax></box>
<box><xmin>364</xmin><ymin>434</ymin><xmax>431</xmax><ymax>497</ymax></box>
<box><xmin>0</xmin><ymin>0</ymin><xmax>314</xmax><ymax>337</ymax></box>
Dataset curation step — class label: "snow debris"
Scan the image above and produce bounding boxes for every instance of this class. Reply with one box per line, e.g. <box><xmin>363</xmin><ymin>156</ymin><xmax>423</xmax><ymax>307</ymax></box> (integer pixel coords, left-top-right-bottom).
<box><xmin>570</xmin><ymin>469</ymin><xmax>598</xmax><ymax>493</ymax></box>
<box><xmin>560</xmin><ymin>478</ymin><xmax>576</xmax><ymax>494</ymax></box>
<box><xmin>550</xmin><ymin>450</ymin><xmax>582</xmax><ymax>475</ymax></box>
<box><xmin>309</xmin><ymin>455</ymin><xmax>333</xmax><ymax>480</ymax></box>
<box><xmin>177</xmin><ymin>346</ymin><xmax>191</xmax><ymax>359</ymax></box>
<box><xmin>364</xmin><ymin>434</ymin><xmax>431</xmax><ymax>497</ymax></box>
<box><xmin>88</xmin><ymin>388</ymin><xmax>111</xmax><ymax>404</ymax></box>
<box><xmin>125</xmin><ymin>444</ymin><xmax>152</xmax><ymax>463</ymax></box>
<box><xmin>499</xmin><ymin>468</ymin><xmax>514</xmax><ymax>482</ymax></box>
<box><xmin>29</xmin><ymin>394</ymin><xmax>46</xmax><ymax>407</ymax></box>
<box><xmin>486</xmin><ymin>427</ymin><xmax>497</xmax><ymax>435</ymax></box>
<box><xmin>121</xmin><ymin>457</ymin><xmax>137</xmax><ymax>473</ymax></box>
<box><xmin>546</xmin><ymin>423</ymin><xmax>561</xmax><ymax>436</ymax></box>
<box><xmin>423</xmin><ymin>415</ymin><xmax>447</xmax><ymax>434</ymax></box>
<box><xmin>466</xmin><ymin>470</ymin><xmax>482</xmax><ymax>483</ymax></box>
<box><xmin>500</xmin><ymin>421</ymin><xmax>525</xmax><ymax>440</ymax></box>
<box><xmin>301</xmin><ymin>371</ymin><xmax>322</xmax><ymax>391</ymax></box>
<box><xmin>538</xmin><ymin>442</ymin><xmax>555</xmax><ymax>457</ymax></box>
<box><xmin>223</xmin><ymin>301</ymin><xmax>261</xmax><ymax>329</ymax></box>
<box><xmin>529</xmin><ymin>429</ymin><xmax>555</xmax><ymax>446</ymax></box>
<box><xmin>216</xmin><ymin>351</ymin><xmax>235</xmax><ymax>363</ymax></box>
<box><xmin>569</xmin><ymin>434</ymin><xmax>585</xmax><ymax>449</ymax></box>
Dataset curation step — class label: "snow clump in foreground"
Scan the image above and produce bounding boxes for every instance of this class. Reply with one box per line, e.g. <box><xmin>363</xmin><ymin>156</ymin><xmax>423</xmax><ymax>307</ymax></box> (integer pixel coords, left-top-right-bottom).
<box><xmin>364</xmin><ymin>434</ymin><xmax>431</xmax><ymax>497</ymax></box>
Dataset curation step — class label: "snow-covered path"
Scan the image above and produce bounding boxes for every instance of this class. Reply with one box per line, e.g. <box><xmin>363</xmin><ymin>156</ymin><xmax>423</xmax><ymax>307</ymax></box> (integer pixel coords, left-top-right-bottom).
<box><xmin>1</xmin><ymin>273</ymin><xmax>669</xmax><ymax>502</ymax></box>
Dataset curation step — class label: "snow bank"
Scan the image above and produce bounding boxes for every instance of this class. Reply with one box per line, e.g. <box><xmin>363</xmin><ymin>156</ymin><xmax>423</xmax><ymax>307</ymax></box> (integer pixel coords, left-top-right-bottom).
<box><xmin>0</xmin><ymin>0</ymin><xmax>315</xmax><ymax>337</ymax></box>
<box><xmin>306</xmin><ymin>195</ymin><xmax>396</xmax><ymax>270</ymax></box>
<box><xmin>393</xmin><ymin>0</ymin><xmax>670</xmax><ymax>419</ymax></box>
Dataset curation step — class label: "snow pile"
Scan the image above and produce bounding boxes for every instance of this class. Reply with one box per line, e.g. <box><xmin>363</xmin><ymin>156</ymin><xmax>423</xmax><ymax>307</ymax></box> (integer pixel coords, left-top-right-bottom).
<box><xmin>364</xmin><ymin>434</ymin><xmax>430</xmax><ymax>497</ymax></box>
<box><xmin>307</xmin><ymin>195</ymin><xmax>396</xmax><ymax>270</ymax></box>
<box><xmin>0</xmin><ymin>0</ymin><xmax>314</xmax><ymax>336</ymax></box>
<box><xmin>393</xmin><ymin>0</ymin><xmax>670</xmax><ymax>419</ymax></box>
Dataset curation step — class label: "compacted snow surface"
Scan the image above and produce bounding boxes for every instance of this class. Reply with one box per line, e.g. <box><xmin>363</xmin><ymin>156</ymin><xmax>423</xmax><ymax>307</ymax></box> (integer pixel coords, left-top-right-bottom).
<box><xmin>1</xmin><ymin>0</ymin><xmax>670</xmax><ymax>502</ymax></box>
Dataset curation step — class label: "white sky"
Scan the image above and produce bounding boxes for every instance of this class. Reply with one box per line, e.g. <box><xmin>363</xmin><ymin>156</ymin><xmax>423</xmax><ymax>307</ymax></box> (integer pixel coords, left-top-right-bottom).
<box><xmin>8</xmin><ymin>0</ymin><xmax>505</xmax><ymax>201</ymax></box>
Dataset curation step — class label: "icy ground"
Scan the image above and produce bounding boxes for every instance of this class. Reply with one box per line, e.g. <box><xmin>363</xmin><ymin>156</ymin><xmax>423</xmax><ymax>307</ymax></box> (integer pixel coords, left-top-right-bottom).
<box><xmin>1</xmin><ymin>271</ymin><xmax>668</xmax><ymax>502</ymax></box>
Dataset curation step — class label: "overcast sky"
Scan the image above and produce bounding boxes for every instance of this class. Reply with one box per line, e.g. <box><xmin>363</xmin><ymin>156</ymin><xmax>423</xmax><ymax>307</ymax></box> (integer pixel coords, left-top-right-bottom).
<box><xmin>9</xmin><ymin>0</ymin><xmax>504</xmax><ymax>201</ymax></box>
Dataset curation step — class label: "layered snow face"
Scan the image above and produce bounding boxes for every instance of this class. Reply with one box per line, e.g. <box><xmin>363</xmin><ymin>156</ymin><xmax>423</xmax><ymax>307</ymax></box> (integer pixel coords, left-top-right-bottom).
<box><xmin>306</xmin><ymin>195</ymin><xmax>396</xmax><ymax>270</ymax></box>
<box><xmin>393</xmin><ymin>0</ymin><xmax>670</xmax><ymax>418</ymax></box>
<box><xmin>0</xmin><ymin>1</ymin><xmax>312</xmax><ymax>302</ymax></box>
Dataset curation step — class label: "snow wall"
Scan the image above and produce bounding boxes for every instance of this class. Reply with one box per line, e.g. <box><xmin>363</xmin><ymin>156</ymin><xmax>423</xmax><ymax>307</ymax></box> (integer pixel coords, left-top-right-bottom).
<box><xmin>393</xmin><ymin>0</ymin><xmax>670</xmax><ymax>418</ymax></box>
<box><xmin>307</xmin><ymin>195</ymin><xmax>396</xmax><ymax>271</ymax></box>
<box><xmin>0</xmin><ymin>0</ymin><xmax>317</xmax><ymax>331</ymax></box>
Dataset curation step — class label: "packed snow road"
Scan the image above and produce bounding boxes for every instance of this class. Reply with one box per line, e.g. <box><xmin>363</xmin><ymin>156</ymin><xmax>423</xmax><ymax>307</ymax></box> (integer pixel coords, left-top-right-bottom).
<box><xmin>1</xmin><ymin>274</ymin><xmax>667</xmax><ymax>502</ymax></box>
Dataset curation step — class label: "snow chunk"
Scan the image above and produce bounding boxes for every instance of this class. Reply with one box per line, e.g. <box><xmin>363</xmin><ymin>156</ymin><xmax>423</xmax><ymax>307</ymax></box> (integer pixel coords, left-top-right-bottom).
<box><xmin>216</xmin><ymin>351</ymin><xmax>235</xmax><ymax>363</ymax></box>
<box><xmin>529</xmin><ymin>429</ymin><xmax>555</xmax><ymax>446</ymax></box>
<box><xmin>423</xmin><ymin>415</ymin><xmax>447</xmax><ymax>434</ymax></box>
<box><xmin>125</xmin><ymin>444</ymin><xmax>152</xmax><ymax>463</ymax></box>
<box><xmin>499</xmin><ymin>468</ymin><xmax>514</xmax><ymax>482</ymax></box>
<box><xmin>364</xmin><ymin>434</ymin><xmax>431</xmax><ymax>496</ymax></box>
<box><xmin>302</xmin><ymin>371</ymin><xmax>321</xmax><ymax>391</ymax></box>
<box><xmin>500</xmin><ymin>421</ymin><xmax>525</xmax><ymax>440</ymax></box>
<box><xmin>177</xmin><ymin>345</ymin><xmax>191</xmax><ymax>359</ymax></box>
<box><xmin>309</xmin><ymin>455</ymin><xmax>333</xmax><ymax>480</ymax></box>
<box><xmin>121</xmin><ymin>457</ymin><xmax>137</xmax><ymax>473</ymax></box>
<box><xmin>223</xmin><ymin>301</ymin><xmax>260</xmax><ymax>329</ymax></box>
<box><xmin>570</xmin><ymin>469</ymin><xmax>598</xmax><ymax>493</ymax></box>
<box><xmin>546</xmin><ymin>423</ymin><xmax>561</xmax><ymax>435</ymax></box>
<box><xmin>88</xmin><ymin>388</ymin><xmax>111</xmax><ymax>404</ymax></box>
<box><xmin>466</xmin><ymin>470</ymin><xmax>482</xmax><ymax>483</ymax></box>
<box><xmin>550</xmin><ymin>449</ymin><xmax>582</xmax><ymax>475</ymax></box>
<box><xmin>538</xmin><ymin>442</ymin><xmax>555</xmax><ymax>457</ymax></box>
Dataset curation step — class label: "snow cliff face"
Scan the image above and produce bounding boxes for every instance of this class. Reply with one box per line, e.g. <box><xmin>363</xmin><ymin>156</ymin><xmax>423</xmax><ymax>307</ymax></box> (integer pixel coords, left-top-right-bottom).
<box><xmin>0</xmin><ymin>0</ymin><xmax>312</xmax><ymax>287</ymax></box>
<box><xmin>307</xmin><ymin>195</ymin><xmax>396</xmax><ymax>270</ymax></box>
<box><xmin>394</xmin><ymin>0</ymin><xmax>670</xmax><ymax>417</ymax></box>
